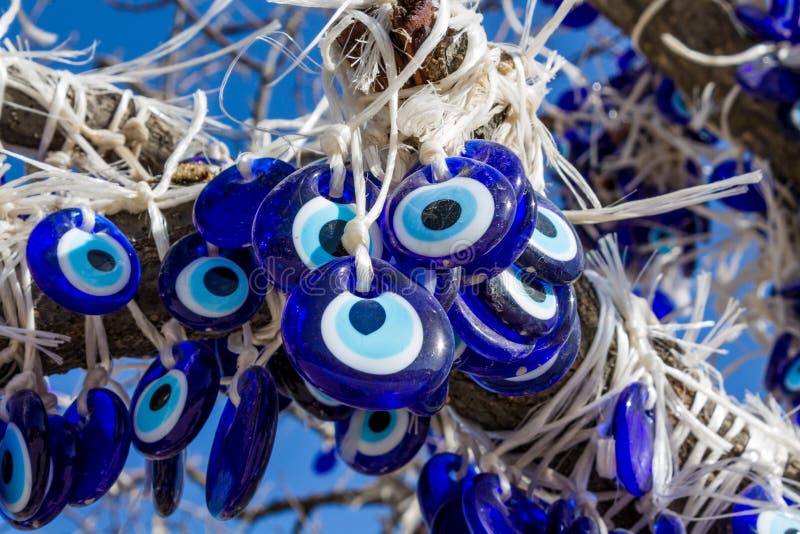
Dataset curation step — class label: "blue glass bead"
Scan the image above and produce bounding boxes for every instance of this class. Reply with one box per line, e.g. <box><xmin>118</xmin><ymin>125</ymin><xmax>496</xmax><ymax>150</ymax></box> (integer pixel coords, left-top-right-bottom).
<box><xmin>64</xmin><ymin>388</ymin><xmax>131</xmax><ymax>506</ymax></box>
<box><xmin>709</xmin><ymin>159</ymin><xmax>767</xmax><ymax>213</ymax></box>
<box><xmin>252</xmin><ymin>164</ymin><xmax>384</xmax><ymax>291</ymax></box>
<box><xmin>613</xmin><ymin>382</ymin><xmax>654</xmax><ymax>497</ymax></box>
<box><xmin>409</xmin><ymin>379</ymin><xmax>449</xmax><ymax>417</ymax></box>
<box><xmin>516</xmin><ymin>192</ymin><xmax>584</xmax><ymax>284</ymax></box>
<box><xmin>459</xmin><ymin>291</ymin><xmax>576</xmax><ymax>378</ymax></box>
<box><xmin>418</xmin><ymin>452</ymin><xmax>476</xmax><ymax>527</ymax></box>
<box><xmin>194</xmin><ymin>157</ymin><xmax>295</xmax><ymax>249</ymax></box>
<box><xmin>431</xmin><ymin>497</ymin><xmax>470</xmax><ymax>533</ymax></box>
<box><xmin>266</xmin><ymin>349</ymin><xmax>352</xmax><ymax>421</ymax></box>
<box><xmin>26</xmin><ymin>208</ymin><xmax>141</xmax><ymax>315</ymax></box>
<box><xmin>334</xmin><ymin>409</ymin><xmax>430</xmax><ymax>475</ymax></box>
<box><xmin>655</xmin><ymin>79</ymin><xmax>690</xmax><ymax>126</ymax></box>
<box><xmin>158</xmin><ymin>232</ymin><xmax>265</xmax><ymax>332</ymax></box>
<box><xmin>403</xmin><ymin>265</ymin><xmax>461</xmax><ymax>312</ymax></box>
<box><xmin>149</xmin><ymin>450</ymin><xmax>184</xmax><ymax>518</ymax></box>
<box><xmin>382</xmin><ymin>157</ymin><xmax>517</xmax><ymax>272</ymax></box>
<box><xmin>653</xmin><ymin>512</ymin><xmax>686</xmax><ymax>534</ymax></box>
<box><xmin>207</xmin><ymin>366</ymin><xmax>278</xmax><ymax>520</ymax></box>
<box><xmin>566</xmin><ymin>516</ymin><xmax>600</xmax><ymax>534</ymax></box>
<box><xmin>0</xmin><ymin>391</ymin><xmax>49</xmax><ymax>521</ymax></box>
<box><xmin>737</xmin><ymin>57</ymin><xmax>800</xmax><ymax>103</ymax></box>
<box><xmin>469</xmin><ymin>312</ymin><xmax>580</xmax><ymax>396</ymax></box>
<box><xmin>736</xmin><ymin>0</ymin><xmax>800</xmax><ymax>42</ymax></box>
<box><xmin>282</xmin><ymin>257</ymin><xmax>454</xmax><ymax>410</ymax></box>
<box><xmin>462</xmin><ymin>473</ymin><xmax>548</xmax><ymax>534</ymax></box>
<box><xmin>732</xmin><ymin>484</ymin><xmax>800</xmax><ymax>533</ymax></box>
<box><xmin>130</xmin><ymin>341</ymin><xmax>220</xmax><ymax>458</ymax></box>
<box><xmin>313</xmin><ymin>447</ymin><xmax>337</xmax><ymax>474</ymax></box>
<box><xmin>7</xmin><ymin>415</ymin><xmax>77</xmax><ymax>530</ymax></box>
<box><xmin>545</xmin><ymin>499</ymin><xmax>576</xmax><ymax>534</ymax></box>
<box><xmin>459</xmin><ymin>141</ymin><xmax>537</xmax><ymax>284</ymax></box>
<box><xmin>556</xmin><ymin>87</ymin><xmax>589</xmax><ymax>111</ymax></box>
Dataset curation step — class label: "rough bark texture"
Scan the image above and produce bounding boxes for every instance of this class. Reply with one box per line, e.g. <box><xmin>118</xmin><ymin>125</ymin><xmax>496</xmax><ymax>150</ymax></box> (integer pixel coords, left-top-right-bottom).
<box><xmin>589</xmin><ymin>0</ymin><xmax>800</xmax><ymax>185</ymax></box>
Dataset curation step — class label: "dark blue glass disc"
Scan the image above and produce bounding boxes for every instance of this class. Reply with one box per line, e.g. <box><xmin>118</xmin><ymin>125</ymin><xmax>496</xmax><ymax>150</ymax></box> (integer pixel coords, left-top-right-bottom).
<box><xmin>149</xmin><ymin>450</ymin><xmax>184</xmax><ymax>518</ymax></box>
<box><xmin>418</xmin><ymin>452</ymin><xmax>475</xmax><ymax>527</ymax></box>
<box><xmin>462</xmin><ymin>473</ymin><xmax>548</xmax><ymax>533</ymax></box>
<box><xmin>613</xmin><ymin>383</ymin><xmax>655</xmax><ymax>497</ymax></box>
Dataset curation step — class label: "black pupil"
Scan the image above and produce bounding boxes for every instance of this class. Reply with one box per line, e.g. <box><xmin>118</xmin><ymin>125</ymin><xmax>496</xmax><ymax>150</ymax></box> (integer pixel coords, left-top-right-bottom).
<box><xmin>535</xmin><ymin>213</ymin><xmax>557</xmax><ymax>238</ymax></box>
<box><xmin>524</xmin><ymin>279</ymin><xmax>547</xmax><ymax>303</ymax></box>
<box><xmin>149</xmin><ymin>383</ymin><xmax>172</xmax><ymax>411</ymax></box>
<box><xmin>349</xmin><ymin>300</ymin><xmax>386</xmax><ymax>336</ymax></box>
<box><xmin>319</xmin><ymin>219</ymin><xmax>349</xmax><ymax>257</ymax></box>
<box><xmin>1</xmin><ymin>450</ymin><xmax>12</xmax><ymax>484</ymax></box>
<box><xmin>87</xmin><ymin>249</ymin><xmax>116</xmax><ymax>272</ymax></box>
<box><xmin>421</xmin><ymin>199</ymin><xmax>462</xmax><ymax>231</ymax></box>
<box><xmin>368</xmin><ymin>411</ymin><xmax>391</xmax><ymax>433</ymax></box>
<box><xmin>204</xmin><ymin>267</ymin><xmax>238</xmax><ymax>297</ymax></box>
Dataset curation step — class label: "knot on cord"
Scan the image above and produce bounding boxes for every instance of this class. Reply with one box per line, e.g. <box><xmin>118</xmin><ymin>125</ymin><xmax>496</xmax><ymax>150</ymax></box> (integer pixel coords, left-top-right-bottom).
<box><xmin>122</xmin><ymin>117</ymin><xmax>150</xmax><ymax>148</ymax></box>
<box><xmin>341</xmin><ymin>215</ymin><xmax>371</xmax><ymax>257</ymax></box>
<box><xmin>320</xmin><ymin>124</ymin><xmax>352</xmax><ymax>158</ymax></box>
<box><xmin>77</xmin><ymin>366</ymin><xmax>110</xmax><ymax>417</ymax></box>
<box><xmin>418</xmin><ymin>141</ymin><xmax>450</xmax><ymax>180</ymax></box>
<box><xmin>44</xmin><ymin>150</ymin><xmax>72</xmax><ymax>169</ymax></box>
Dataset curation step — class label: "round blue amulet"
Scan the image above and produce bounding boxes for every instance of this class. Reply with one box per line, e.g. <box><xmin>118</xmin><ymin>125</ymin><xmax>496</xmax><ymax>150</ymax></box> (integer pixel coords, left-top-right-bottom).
<box><xmin>252</xmin><ymin>164</ymin><xmax>384</xmax><ymax>291</ymax></box>
<box><xmin>64</xmin><ymin>388</ymin><xmax>131</xmax><ymax>506</ymax></box>
<box><xmin>613</xmin><ymin>382</ymin><xmax>655</xmax><ymax>497</ymax></box>
<box><xmin>0</xmin><ymin>390</ymin><xmax>49</xmax><ymax>521</ymax></box>
<box><xmin>267</xmin><ymin>348</ymin><xmax>353</xmax><ymax>421</ymax></box>
<box><xmin>149</xmin><ymin>450</ymin><xmax>184</xmax><ymax>518</ymax></box>
<box><xmin>282</xmin><ymin>257</ymin><xmax>455</xmax><ymax>410</ymax></box>
<box><xmin>194</xmin><ymin>157</ymin><xmax>296</xmax><ymax>249</ymax></box>
<box><xmin>732</xmin><ymin>484</ymin><xmax>800</xmax><ymax>533</ymax></box>
<box><xmin>130</xmin><ymin>341</ymin><xmax>220</xmax><ymax>459</ymax></box>
<box><xmin>26</xmin><ymin>208</ymin><xmax>141</xmax><ymax>315</ymax></box>
<box><xmin>206</xmin><ymin>366</ymin><xmax>279</xmax><ymax>520</ymax></box>
<box><xmin>417</xmin><ymin>452</ymin><xmax>475</xmax><ymax>527</ymax></box>
<box><xmin>8</xmin><ymin>415</ymin><xmax>77</xmax><ymax>530</ymax></box>
<box><xmin>653</xmin><ymin>512</ymin><xmax>686</xmax><ymax>534</ymax></box>
<box><xmin>516</xmin><ymin>192</ymin><xmax>584</xmax><ymax>285</ymax></box>
<box><xmin>334</xmin><ymin>409</ymin><xmax>429</xmax><ymax>475</ymax></box>
<box><xmin>158</xmin><ymin>232</ymin><xmax>266</xmax><ymax>332</ymax></box>
<box><xmin>461</xmin><ymin>473</ymin><xmax>548</xmax><ymax>533</ymax></box>
<box><xmin>382</xmin><ymin>157</ymin><xmax>517</xmax><ymax>271</ymax></box>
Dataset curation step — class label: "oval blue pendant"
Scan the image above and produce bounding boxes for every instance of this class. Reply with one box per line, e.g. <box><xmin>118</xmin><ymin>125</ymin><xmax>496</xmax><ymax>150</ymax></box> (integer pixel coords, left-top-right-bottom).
<box><xmin>149</xmin><ymin>450</ymin><xmax>184</xmax><ymax>518</ymax></box>
<box><xmin>252</xmin><ymin>164</ymin><xmax>384</xmax><ymax>291</ymax></box>
<box><xmin>417</xmin><ymin>452</ymin><xmax>475</xmax><ymax>527</ymax></box>
<box><xmin>282</xmin><ymin>257</ymin><xmax>454</xmax><ymax>410</ymax></box>
<box><xmin>461</xmin><ymin>473</ymin><xmax>548</xmax><ymax>533</ymax></box>
<box><xmin>194</xmin><ymin>157</ymin><xmax>296</xmax><ymax>249</ymax></box>
<box><xmin>158</xmin><ymin>232</ymin><xmax>265</xmax><ymax>332</ymax></box>
<box><xmin>515</xmin><ymin>192</ymin><xmax>584</xmax><ymax>285</ymax></box>
<box><xmin>737</xmin><ymin>57</ymin><xmax>800</xmax><ymax>103</ymax></box>
<box><xmin>26</xmin><ymin>208</ymin><xmax>141</xmax><ymax>315</ymax></box>
<box><xmin>206</xmin><ymin>366</ymin><xmax>279</xmax><ymax>520</ymax></box>
<box><xmin>267</xmin><ymin>349</ymin><xmax>353</xmax><ymax>421</ymax></box>
<box><xmin>382</xmin><ymin>157</ymin><xmax>517</xmax><ymax>272</ymax></box>
<box><xmin>313</xmin><ymin>447</ymin><xmax>337</xmax><ymax>474</ymax></box>
<box><xmin>546</xmin><ymin>498</ymin><xmax>576</xmax><ymax>533</ymax></box>
<box><xmin>130</xmin><ymin>341</ymin><xmax>219</xmax><ymax>458</ymax></box>
<box><xmin>0</xmin><ymin>391</ymin><xmax>49</xmax><ymax>521</ymax></box>
<box><xmin>613</xmin><ymin>382</ymin><xmax>655</xmax><ymax>497</ymax></box>
<box><xmin>431</xmin><ymin>497</ymin><xmax>470</xmax><ymax>533</ymax></box>
<box><xmin>653</xmin><ymin>512</ymin><xmax>686</xmax><ymax>534</ymax></box>
<box><xmin>64</xmin><ymin>388</ymin><xmax>131</xmax><ymax>506</ymax></box>
<box><xmin>736</xmin><ymin>0</ymin><xmax>800</xmax><ymax>42</ymax></box>
<box><xmin>334</xmin><ymin>409</ymin><xmax>429</xmax><ymax>475</ymax></box>
<box><xmin>7</xmin><ymin>415</ymin><xmax>77</xmax><ymax>530</ymax></box>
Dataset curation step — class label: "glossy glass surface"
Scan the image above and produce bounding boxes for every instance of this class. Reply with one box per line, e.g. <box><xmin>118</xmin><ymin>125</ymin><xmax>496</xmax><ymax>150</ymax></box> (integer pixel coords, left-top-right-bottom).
<box><xmin>149</xmin><ymin>450</ymin><xmax>184</xmax><ymax>518</ymax></box>
<box><xmin>653</xmin><ymin>512</ymin><xmax>686</xmax><ymax>534</ymax></box>
<box><xmin>545</xmin><ymin>498</ymin><xmax>576</xmax><ymax>534</ymax></box>
<box><xmin>613</xmin><ymin>382</ymin><xmax>655</xmax><ymax>497</ymax></box>
<box><xmin>431</xmin><ymin>497</ymin><xmax>470</xmax><ymax>533</ymax></box>
<box><xmin>731</xmin><ymin>484</ymin><xmax>800</xmax><ymax>533</ymax></box>
<box><xmin>461</xmin><ymin>473</ymin><xmax>548</xmax><ymax>534</ymax></box>
<box><xmin>709</xmin><ymin>159</ymin><xmax>767</xmax><ymax>213</ymax></box>
<box><xmin>408</xmin><ymin>379</ymin><xmax>449</xmax><ymax>417</ymax></box>
<box><xmin>417</xmin><ymin>452</ymin><xmax>475</xmax><ymax>527</ymax></box>
<box><xmin>403</xmin><ymin>265</ymin><xmax>461</xmax><ymax>312</ymax></box>
<box><xmin>736</xmin><ymin>0</ymin><xmax>800</xmax><ymax>42</ymax></box>
<box><xmin>737</xmin><ymin>56</ymin><xmax>800</xmax><ymax>103</ymax></box>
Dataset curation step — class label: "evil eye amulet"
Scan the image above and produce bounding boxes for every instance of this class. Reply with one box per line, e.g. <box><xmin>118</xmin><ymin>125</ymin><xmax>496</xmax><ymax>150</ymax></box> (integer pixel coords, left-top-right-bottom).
<box><xmin>613</xmin><ymin>382</ymin><xmax>655</xmax><ymax>497</ymax></box>
<box><xmin>732</xmin><ymin>484</ymin><xmax>800</xmax><ymax>533</ymax></box>
<box><xmin>149</xmin><ymin>450</ymin><xmax>184</xmax><ymax>518</ymax></box>
<box><xmin>469</xmin><ymin>311</ymin><xmax>580</xmax><ymax>396</ymax></box>
<box><xmin>267</xmin><ymin>349</ymin><xmax>352</xmax><ymax>421</ymax></box>
<box><xmin>194</xmin><ymin>157</ymin><xmax>295</xmax><ymax>249</ymax></box>
<box><xmin>207</xmin><ymin>366</ymin><xmax>278</xmax><ymax>520</ymax></box>
<box><xmin>460</xmin><ymin>141</ymin><xmax>537</xmax><ymax>285</ymax></box>
<box><xmin>417</xmin><ymin>452</ymin><xmax>475</xmax><ymax>526</ymax></box>
<box><xmin>252</xmin><ymin>164</ymin><xmax>384</xmax><ymax>291</ymax></box>
<box><xmin>736</xmin><ymin>0</ymin><xmax>800</xmax><ymax>42</ymax></box>
<box><xmin>0</xmin><ymin>390</ymin><xmax>49</xmax><ymax>521</ymax></box>
<box><xmin>516</xmin><ymin>192</ymin><xmax>584</xmax><ymax>285</ymax></box>
<box><xmin>382</xmin><ymin>157</ymin><xmax>517</xmax><ymax>271</ymax></box>
<box><xmin>461</xmin><ymin>473</ymin><xmax>548</xmax><ymax>533</ymax></box>
<box><xmin>130</xmin><ymin>341</ymin><xmax>220</xmax><ymax>458</ymax></box>
<box><xmin>158</xmin><ymin>232</ymin><xmax>265</xmax><ymax>332</ymax></box>
<box><xmin>64</xmin><ymin>388</ymin><xmax>131</xmax><ymax>506</ymax></box>
<box><xmin>655</xmin><ymin>79</ymin><xmax>690</xmax><ymax>126</ymax></box>
<box><xmin>26</xmin><ymin>208</ymin><xmax>141</xmax><ymax>315</ymax></box>
<box><xmin>334</xmin><ymin>409</ymin><xmax>429</xmax><ymax>475</ymax></box>
<box><xmin>282</xmin><ymin>257</ymin><xmax>454</xmax><ymax>411</ymax></box>
<box><xmin>8</xmin><ymin>415</ymin><xmax>77</xmax><ymax>530</ymax></box>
